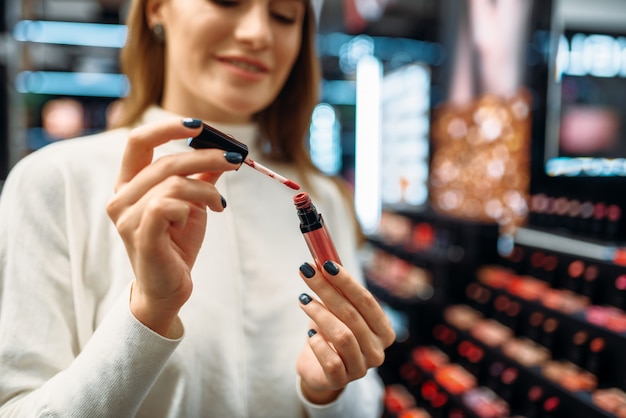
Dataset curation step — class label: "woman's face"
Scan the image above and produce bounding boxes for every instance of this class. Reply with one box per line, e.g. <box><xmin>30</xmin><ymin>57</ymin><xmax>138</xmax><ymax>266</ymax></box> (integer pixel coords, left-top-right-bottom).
<box><xmin>150</xmin><ymin>0</ymin><xmax>306</xmax><ymax>123</ymax></box>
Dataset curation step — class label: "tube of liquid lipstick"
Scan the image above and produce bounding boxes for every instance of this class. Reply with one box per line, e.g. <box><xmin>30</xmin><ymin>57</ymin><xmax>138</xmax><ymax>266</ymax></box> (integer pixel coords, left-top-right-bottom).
<box><xmin>293</xmin><ymin>192</ymin><xmax>341</xmax><ymax>267</ymax></box>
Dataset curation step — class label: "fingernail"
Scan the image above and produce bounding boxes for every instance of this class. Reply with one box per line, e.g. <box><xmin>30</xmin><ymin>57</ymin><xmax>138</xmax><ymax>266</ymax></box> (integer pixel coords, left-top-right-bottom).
<box><xmin>299</xmin><ymin>293</ymin><xmax>312</xmax><ymax>305</ymax></box>
<box><xmin>221</xmin><ymin>195</ymin><xmax>227</xmax><ymax>209</ymax></box>
<box><xmin>182</xmin><ymin>118</ymin><xmax>202</xmax><ymax>128</ymax></box>
<box><xmin>323</xmin><ymin>260</ymin><xmax>339</xmax><ymax>276</ymax></box>
<box><xmin>299</xmin><ymin>262</ymin><xmax>315</xmax><ymax>279</ymax></box>
<box><xmin>308</xmin><ymin>329</ymin><xmax>317</xmax><ymax>338</ymax></box>
<box><xmin>224</xmin><ymin>151</ymin><xmax>243</xmax><ymax>164</ymax></box>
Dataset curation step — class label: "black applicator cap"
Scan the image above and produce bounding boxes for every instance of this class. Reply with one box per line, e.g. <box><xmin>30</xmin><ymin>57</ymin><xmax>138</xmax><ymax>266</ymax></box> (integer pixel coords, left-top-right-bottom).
<box><xmin>187</xmin><ymin>122</ymin><xmax>249</xmax><ymax>160</ymax></box>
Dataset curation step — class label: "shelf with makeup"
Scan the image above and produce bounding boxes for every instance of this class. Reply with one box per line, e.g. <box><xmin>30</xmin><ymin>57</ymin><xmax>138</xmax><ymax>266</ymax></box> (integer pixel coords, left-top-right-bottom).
<box><xmin>388</xmin><ymin>336</ymin><xmax>552</xmax><ymax>418</ymax></box>
<box><xmin>526</xmin><ymin>192</ymin><xmax>626</xmax><ymax>247</ymax></box>
<box><xmin>378</xmin><ymin>233</ymin><xmax>626</xmax><ymax>417</ymax></box>
<box><xmin>496</xmin><ymin>242</ymin><xmax>626</xmax><ymax>339</ymax></box>
<box><xmin>367</xmin><ymin>207</ymin><xmax>505</xmax><ymax>417</ymax></box>
<box><xmin>385</xmin><ymin>310</ymin><xmax>608</xmax><ymax>418</ymax></box>
<box><xmin>382</xmin><ymin>338</ymin><xmax>497</xmax><ymax>418</ymax></box>
<box><xmin>430</xmin><ymin>306</ymin><xmax>615</xmax><ymax>418</ymax></box>
<box><xmin>363</xmin><ymin>206</ymin><xmax>500</xmax><ymax>309</ymax></box>
<box><xmin>517</xmin><ymin>187</ymin><xmax>626</xmax><ymax>271</ymax></box>
<box><xmin>393</xmin><ymin>350</ymin><xmax>491</xmax><ymax>418</ymax></box>
<box><xmin>382</xmin><ymin>382</ymin><xmax>433</xmax><ymax>418</ymax></box>
<box><xmin>450</xmin><ymin>262</ymin><xmax>626</xmax><ymax>417</ymax></box>
<box><xmin>386</xmin><ymin>304</ymin><xmax>585</xmax><ymax>418</ymax></box>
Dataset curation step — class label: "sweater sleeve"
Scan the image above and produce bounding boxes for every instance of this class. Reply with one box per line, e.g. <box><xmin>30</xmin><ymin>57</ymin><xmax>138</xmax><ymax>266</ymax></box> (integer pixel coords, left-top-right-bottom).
<box><xmin>298</xmin><ymin>369</ymin><xmax>385</xmax><ymax>418</ymax></box>
<box><xmin>0</xmin><ymin>151</ymin><xmax>181</xmax><ymax>417</ymax></box>
<box><xmin>0</xmin><ymin>285</ymin><xmax>182</xmax><ymax>418</ymax></box>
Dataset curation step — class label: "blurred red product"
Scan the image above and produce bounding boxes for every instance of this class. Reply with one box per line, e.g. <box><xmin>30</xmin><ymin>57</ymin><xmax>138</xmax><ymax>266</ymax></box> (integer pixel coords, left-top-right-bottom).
<box><xmin>412</xmin><ymin>346</ymin><xmax>449</xmax><ymax>373</ymax></box>
<box><xmin>435</xmin><ymin>364</ymin><xmax>477</xmax><ymax>395</ymax></box>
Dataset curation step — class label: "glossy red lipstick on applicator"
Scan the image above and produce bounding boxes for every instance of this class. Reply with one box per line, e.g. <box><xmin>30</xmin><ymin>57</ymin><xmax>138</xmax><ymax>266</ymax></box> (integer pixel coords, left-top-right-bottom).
<box><xmin>293</xmin><ymin>192</ymin><xmax>341</xmax><ymax>267</ymax></box>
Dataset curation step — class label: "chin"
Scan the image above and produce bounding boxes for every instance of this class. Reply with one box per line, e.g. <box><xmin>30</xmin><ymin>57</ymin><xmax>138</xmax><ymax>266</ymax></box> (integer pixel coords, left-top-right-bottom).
<box><xmin>226</xmin><ymin>100</ymin><xmax>271</xmax><ymax>120</ymax></box>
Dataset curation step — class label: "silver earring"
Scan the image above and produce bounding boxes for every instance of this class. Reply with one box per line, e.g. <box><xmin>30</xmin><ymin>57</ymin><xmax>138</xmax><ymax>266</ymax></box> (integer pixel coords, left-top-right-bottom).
<box><xmin>152</xmin><ymin>23</ymin><xmax>165</xmax><ymax>42</ymax></box>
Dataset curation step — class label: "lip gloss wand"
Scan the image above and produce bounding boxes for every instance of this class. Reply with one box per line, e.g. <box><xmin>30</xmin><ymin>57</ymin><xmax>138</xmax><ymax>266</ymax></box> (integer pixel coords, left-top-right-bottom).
<box><xmin>188</xmin><ymin>122</ymin><xmax>301</xmax><ymax>190</ymax></box>
<box><xmin>243</xmin><ymin>157</ymin><xmax>300</xmax><ymax>191</ymax></box>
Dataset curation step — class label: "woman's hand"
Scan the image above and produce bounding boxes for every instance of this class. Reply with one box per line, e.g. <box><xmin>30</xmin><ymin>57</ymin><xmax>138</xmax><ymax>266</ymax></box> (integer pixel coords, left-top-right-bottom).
<box><xmin>296</xmin><ymin>260</ymin><xmax>396</xmax><ymax>404</ymax></box>
<box><xmin>106</xmin><ymin>117</ymin><xmax>242</xmax><ymax>337</ymax></box>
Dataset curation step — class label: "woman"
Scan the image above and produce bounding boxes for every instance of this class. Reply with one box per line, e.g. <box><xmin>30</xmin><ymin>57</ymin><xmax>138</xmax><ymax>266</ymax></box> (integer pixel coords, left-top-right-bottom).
<box><xmin>0</xmin><ymin>0</ymin><xmax>395</xmax><ymax>417</ymax></box>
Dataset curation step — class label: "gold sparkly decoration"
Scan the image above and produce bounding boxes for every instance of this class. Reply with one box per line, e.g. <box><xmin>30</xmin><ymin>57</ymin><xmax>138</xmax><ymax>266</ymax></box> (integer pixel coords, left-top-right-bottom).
<box><xmin>429</xmin><ymin>89</ymin><xmax>532</xmax><ymax>234</ymax></box>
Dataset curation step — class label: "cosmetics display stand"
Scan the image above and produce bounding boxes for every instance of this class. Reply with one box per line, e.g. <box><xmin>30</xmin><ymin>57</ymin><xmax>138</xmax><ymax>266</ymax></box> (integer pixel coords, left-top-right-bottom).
<box><xmin>6</xmin><ymin>0</ymin><xmax>125</xmax><ymax>170</ymax></box>
<box><xmin>370</xmin><ymin>203</ymin><xmax>626</xmax><ymax>418</ymax></box>
<box><xmin>365</xmin><ymin>206</ymin><xmax>499</xmax><ymax>308</ymax></box>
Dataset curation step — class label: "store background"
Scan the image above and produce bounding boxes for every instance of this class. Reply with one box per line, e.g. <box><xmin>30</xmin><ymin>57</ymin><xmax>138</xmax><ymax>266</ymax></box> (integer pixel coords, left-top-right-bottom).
<box><xmin>3</xmin><ymin>0</ymin><xmax>626</xmax><ymax>417</ymax></box>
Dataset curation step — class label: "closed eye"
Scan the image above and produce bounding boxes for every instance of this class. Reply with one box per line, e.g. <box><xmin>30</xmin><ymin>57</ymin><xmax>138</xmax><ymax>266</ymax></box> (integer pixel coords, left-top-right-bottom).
<box><xmin>271</xmin><ymin>0</ymin><xmax>304</xmax><ymax>25</ymax></box>
<box><xmin>272</xmin><ymin>13</ymin><xmax>297</xmax><ymax>24</ymax></box>
<box><xmin>211</xmin><ymin>0</ymin><xmax>239</xmax><ymax>7</ymax></box>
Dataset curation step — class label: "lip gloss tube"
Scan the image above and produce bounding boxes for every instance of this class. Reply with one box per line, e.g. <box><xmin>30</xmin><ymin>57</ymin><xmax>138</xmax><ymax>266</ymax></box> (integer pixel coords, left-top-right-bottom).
<box><xmin>293</xmin><ymin>192</ymin><xmax>341</xmax><ymax>267</ymax></box>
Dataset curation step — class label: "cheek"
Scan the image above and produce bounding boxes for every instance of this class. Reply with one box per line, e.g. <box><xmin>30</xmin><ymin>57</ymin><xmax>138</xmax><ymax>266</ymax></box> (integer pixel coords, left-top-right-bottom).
<box><xmin>275</xmin><ymin>39</ymin><xmax>302</xmax><ymax>81</ymax></box>
<box><xmin>169</xmin><ymin>31</ymin><xmax>212</xmax><ymax>74</ymax></box>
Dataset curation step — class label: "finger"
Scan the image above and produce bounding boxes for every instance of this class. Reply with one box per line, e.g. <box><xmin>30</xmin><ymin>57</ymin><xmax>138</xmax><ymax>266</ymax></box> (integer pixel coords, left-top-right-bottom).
<box><xmin>321</xmin><ymin>261</ymin><xmax>391</xmax><ymax>337</ymax></box>
<box><xmin>300</xmin><ymin>262</ymin><xmax>370</xmax><ymax>331</ymax></box>
<box><xmin>195</xmin><ymin>170</ymin><xmax>224</xmax><ymax>185</ymax></box>
<box><xmin>116</xmin><ymin>117</ymin><xmax>203</xmax><ymax>188</ymax></box>
<box><xmin>301</xmin><ymin>261</ymin><xmax>395</xmax><ymax>346</ymax></box>
<box><xmin>140</xmin><ymin>196</ymin><xmax>195</xmax><ymax>246</ymax></box>
<box><xmin>109</xmin><ymin>174</ymin><xmax>225</xmax><ymax>224</ymax></box>
<box><xmin>299</xmin><ymin>263</ymin><xmax>389</xmax><ymax>363</ymax></box>
<box><xmin>305</xmin><ymin>328</ymin><xmax>349</xmax><ymax>388</ymax></box>
<box><xmin>298</xmin><ymin>293</ymin><xmax>366</xmax><ymax>377</ymax></box>
<box><xmin>110</xmin><ymin>149</ymin><xmax>238</xmax><ymax>214</ymax></box>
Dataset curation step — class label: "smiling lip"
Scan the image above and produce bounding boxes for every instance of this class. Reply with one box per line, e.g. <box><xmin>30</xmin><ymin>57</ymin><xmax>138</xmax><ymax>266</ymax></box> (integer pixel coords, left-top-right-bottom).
<box><xmin>218</xmin><ymin>55</ymin><xmax>270</xmax><ymax>79</ymax></box>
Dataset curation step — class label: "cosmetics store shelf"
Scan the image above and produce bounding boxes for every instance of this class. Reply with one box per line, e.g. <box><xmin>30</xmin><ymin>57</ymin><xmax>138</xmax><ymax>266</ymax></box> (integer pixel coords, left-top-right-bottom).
<box><xmin>438</xmin><ymin>320</ymin><xmax>615</xmax><ymax>418</ymax></box>
<box><xmin>364</xmin><ymin>237</ymin><xmax>479</xmax><ymax>308</ymax></box>
<box><xmin>365</xmin><ymin>275</ymin><xmax>444</xmax><ymax>311</ymax></box>
<box><xmin>367</xmin><ymin>236</ymin><xmax>451</xmax><ymax>266</ymax></box>
<box><xmin>384</xmin><ymin>204</ymin><xmax>496</xmax><ymax>229</ymax></box>
<box><xmin>377</xmin><ymin>205</ymin><xmax>500</xmax><ymax>266</ymax></box>
<box><xmin>367</xmin><ymin>276</ymin><xmax>421</xmax><ymax>310</ymax></box>
<box><xmin>514</xmin><ymin>226</ymin><xmax>626</xmax><ymax>266</ymax></box>
<box><xmin>397</xmin><ymin>357</ymin><xmax>484</xmax><ymax>418</ymax></box>
<box><xmin>467</xmin><ymin>281</ymin><xmax>626</xmax><ymax>394</ymax></box>
<box><xmin>477</xmin><ymin>279</ymin><xmax>626</xmax><ymax>343</ymax></box>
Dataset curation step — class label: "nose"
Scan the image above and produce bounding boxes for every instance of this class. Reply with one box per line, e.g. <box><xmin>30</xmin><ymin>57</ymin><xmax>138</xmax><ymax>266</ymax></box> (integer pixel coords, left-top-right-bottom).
<box><xmin>234</xmin><ymin>5</ymin><xmax>272</xmax><ymax>50</ymax></box>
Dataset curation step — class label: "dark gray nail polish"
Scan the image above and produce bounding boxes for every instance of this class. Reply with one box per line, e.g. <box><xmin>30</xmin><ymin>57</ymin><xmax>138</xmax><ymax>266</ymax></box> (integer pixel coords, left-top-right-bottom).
<box><xmin>308</xmin><ymin>329</ymin><xmax>317</xmax><ymax>338</ymax></box>
<box><xmin>323</xmin><ymin>260</ymin><xmax>339</xmax><ymax>276</ymax></box>
<box><xmin>299</xmin><ymin>293</ymin><xmax>312</xmax><ymax>305</ymax></box>
<box><xmin>299</xmin><ymin>262</ymin><xmax>315</xmax><ymax>279</ymax></box>
<box><xmin>224</xmin><ymin>152</ymin><xmax>243</xmax><ymax>164</ymax></box>
<box><xmin>221</xmin><ymin>195</ymin><xmax>227</xmax><ymax>209</ymax></box>
<box><xmin>182</xmin><ymin>118</ymin><xmax>202</xmax><ymax>128</ymax></box>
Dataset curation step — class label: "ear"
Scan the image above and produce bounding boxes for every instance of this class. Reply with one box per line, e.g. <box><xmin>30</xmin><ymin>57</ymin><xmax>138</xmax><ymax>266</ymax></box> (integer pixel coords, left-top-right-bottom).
<box><xmin>145</xmin><ymin>0</ymin><xmax>167</xmax><ymax>27</ymax></box>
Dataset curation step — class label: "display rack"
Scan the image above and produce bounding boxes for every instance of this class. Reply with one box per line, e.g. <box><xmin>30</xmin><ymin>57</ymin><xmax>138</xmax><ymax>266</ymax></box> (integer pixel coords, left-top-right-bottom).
<box><xmin>4</xmin><ymin>0</ymin><xmax>126</xmax><ymax>173</ymax></box>
<box><xmin>373</xmin><ymin>204</ymin><xmax>626</xmax><ymax>418</ymax></box>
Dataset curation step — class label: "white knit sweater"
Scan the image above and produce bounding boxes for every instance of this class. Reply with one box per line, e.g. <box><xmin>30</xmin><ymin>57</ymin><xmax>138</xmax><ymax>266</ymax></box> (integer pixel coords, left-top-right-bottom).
<box><xmin>0</xmin><ymin>107</ymin><xmax>384</xmax><ymax>417</ymax></box>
